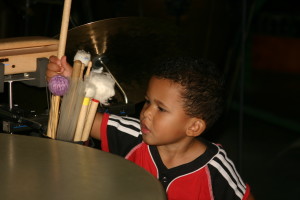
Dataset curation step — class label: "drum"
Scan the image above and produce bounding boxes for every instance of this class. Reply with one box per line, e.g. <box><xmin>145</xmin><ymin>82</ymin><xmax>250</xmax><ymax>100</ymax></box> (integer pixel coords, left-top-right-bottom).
<box><xmin>0</xmin><ymin>134</ymin><xmax>166</xmax><ymax>200</ymax></box>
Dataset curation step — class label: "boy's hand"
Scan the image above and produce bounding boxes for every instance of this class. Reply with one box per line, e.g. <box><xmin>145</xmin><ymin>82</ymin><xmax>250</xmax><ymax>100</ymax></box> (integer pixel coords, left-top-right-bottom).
<box><xmin>46</xmin><ymin>55</ymin><xmax>72</xmax><ymax>81</ymax></box>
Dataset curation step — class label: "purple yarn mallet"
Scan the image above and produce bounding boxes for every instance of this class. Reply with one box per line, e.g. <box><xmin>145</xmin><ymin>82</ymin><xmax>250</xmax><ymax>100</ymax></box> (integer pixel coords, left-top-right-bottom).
<box><xmin>48</xmin><ymin>75</ymin><xmax>69</xmax><ymax>96</ymax></box>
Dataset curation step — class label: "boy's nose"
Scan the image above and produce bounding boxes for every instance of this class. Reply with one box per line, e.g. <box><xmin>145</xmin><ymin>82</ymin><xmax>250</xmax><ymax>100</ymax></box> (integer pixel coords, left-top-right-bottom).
<box><xmin>142</xmin><ymin>104</ymin><xmax>153</xmax><ymax>120</ymax></box>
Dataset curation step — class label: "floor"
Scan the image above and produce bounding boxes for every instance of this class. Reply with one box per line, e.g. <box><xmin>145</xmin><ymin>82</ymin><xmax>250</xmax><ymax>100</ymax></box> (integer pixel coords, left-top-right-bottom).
<box><xmin>1</xmin><ymin>68</ymin><xmax>299</xmax><ymax>200</ymax></box>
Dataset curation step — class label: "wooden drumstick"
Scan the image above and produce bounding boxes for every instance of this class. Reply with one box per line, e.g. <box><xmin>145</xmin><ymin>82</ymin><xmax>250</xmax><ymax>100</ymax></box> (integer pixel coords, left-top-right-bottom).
<box><xmin>74</xmin><ymin>61</ymin><xmax>93</xmax><ymax>142</ymax></box>
<box><xmin>81</xmin><ymin>99</ymin><xmax>99</xmax><ymax>142</ymax></box>
<box><xmin>80</xmin><ymin>69</ymin><xmax>115</xmax><ymax>142</ymax></box>
<box><xmin>47</xmin><ymin>0</ymin><xmax>73</xmax><ymax>139</ymax></box>
<box><xmin>85</xmin><ymin>61</ymin><xmax>92</xmax><ymax>78</ymax></box>
<box><xmin>56</xmin><ymin>60</ymin><xmax>84</xmax><ymax>141</ymax></box>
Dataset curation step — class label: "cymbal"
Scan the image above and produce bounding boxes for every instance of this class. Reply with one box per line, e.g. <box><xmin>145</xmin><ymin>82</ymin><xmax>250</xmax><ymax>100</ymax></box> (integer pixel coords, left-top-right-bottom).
<box><xmin>0</xmin><ymin>134</ymin><xmax>166</xmax><ymax>200</ymax></box>
<box><xmin>63</xmin><ymin>17</ymin><xmax>190</xmax><ymax>104</ymax></box>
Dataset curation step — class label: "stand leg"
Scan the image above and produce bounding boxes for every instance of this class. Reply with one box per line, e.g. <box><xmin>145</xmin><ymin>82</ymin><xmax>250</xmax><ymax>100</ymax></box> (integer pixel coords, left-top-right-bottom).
<box><xmin>8</xmin><ymin>81</ymin><xmax>13</xmax><ymax>110</ymax></box>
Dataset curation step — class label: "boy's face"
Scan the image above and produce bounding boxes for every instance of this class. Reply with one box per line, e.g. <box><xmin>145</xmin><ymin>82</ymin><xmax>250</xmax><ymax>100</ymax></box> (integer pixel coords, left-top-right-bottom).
<box><xmin>140</xmin><ymin>77</ymin><xmax>193</xmax><ymax>146</ymax></box>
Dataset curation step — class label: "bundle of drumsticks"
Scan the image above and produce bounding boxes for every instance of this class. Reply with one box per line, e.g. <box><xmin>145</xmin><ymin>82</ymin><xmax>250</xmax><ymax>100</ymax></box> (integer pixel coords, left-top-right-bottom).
<box><xmin>47</xmin><ymin>50</ymin><xmax>115</xmax><ymax>142</ymax></box>
<box><xmin>46</xmin><ymin>0</ymin><xmax>115</xmax><ymax>142</ymax></box>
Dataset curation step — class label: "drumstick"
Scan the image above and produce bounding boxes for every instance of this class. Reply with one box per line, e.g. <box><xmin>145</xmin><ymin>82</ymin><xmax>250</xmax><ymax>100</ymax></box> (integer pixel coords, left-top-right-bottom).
<box><xmin>47</xmin><ymin>0</ymin><xmax>73</xmax><ymax>139</ymax></box>
<box><xmin>73</xmin><ymin>61</ymin><xmax>93</xmax><ymax>142</ymax></box>
<box><xmin>79</xmin><ymin>63</ymin><xmax>85</xmax><ymax>80</ymax></box>
<box><xmin>56</xmin><ymin>60</ymin><xmax>84</xmax><ymax>141</ymax></box>
<box><xmin>75</xmin><ymin>50</ymin><xmax>91</xmax><ymax>80</ymax></box>
<box><xmin>80</xmin><ymin>69</ymin><xmax>115</xmax><ymax>142</ymax></box>
<box><xmin>81</xmin><ymin>99</ymin><xmax>99</xmax><ymax>142</ymax></box>
<box><xmin>56</xmin><ymin>50</ymin><xmax>91</xmax><ymax>141</ymax></box>
<box><xmin>85</xmin><ymin>61</ymin><xmax>92</xmax><ymax>78</ymax></box>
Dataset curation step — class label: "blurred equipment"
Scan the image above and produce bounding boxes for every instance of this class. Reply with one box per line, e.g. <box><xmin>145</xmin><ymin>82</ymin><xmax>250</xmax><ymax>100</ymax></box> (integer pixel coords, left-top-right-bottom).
<box><xmin>0</xmin><ymin>106</ymin><xmax>47</xmax><ymax>135</ymax></box>
<box><xmin>0</xmin><ymin>36</ymin><xmax>58</xmax><ymax>75</ymax></box>
<box><xmin>0</xmin><ymin>36</ymin><xmax>58</xmax><ymax>134</ymax></box>
<box><xmin>0</xmin><ymin>36</ymin><xmax>58</xmax><ymax>99</ymax></box>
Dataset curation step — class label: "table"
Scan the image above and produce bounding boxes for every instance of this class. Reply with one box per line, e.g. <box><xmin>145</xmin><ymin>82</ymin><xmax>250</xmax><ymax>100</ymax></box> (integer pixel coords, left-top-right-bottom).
<box><xmin>0</xmin><ymin>134</ymin><xmax>166</xmax><ymax>200</ymax></box>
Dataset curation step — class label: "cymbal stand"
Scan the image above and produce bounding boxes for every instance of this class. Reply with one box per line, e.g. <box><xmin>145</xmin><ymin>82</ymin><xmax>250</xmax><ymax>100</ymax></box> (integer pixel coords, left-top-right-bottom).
<box><xmin>1</xmin><ymin>74</ymin><xmax>34</xmax><ymax>133</ymax></box>
<box><xmin>4</xmin><ymin>74</ymin><xmax>35</xmax><ymax>110</ymax></box>
<box><xmin>96</xmin><ymin>55</ymin><xmax>128</xmax><ymax>104</ymax></box>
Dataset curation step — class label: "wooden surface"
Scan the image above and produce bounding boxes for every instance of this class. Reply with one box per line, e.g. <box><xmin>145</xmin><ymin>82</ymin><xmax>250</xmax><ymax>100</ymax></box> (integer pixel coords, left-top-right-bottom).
<box><xmin>0</xmin><ymin>36</ymin><xmax>58</xmax><ymax>75</ymax></box>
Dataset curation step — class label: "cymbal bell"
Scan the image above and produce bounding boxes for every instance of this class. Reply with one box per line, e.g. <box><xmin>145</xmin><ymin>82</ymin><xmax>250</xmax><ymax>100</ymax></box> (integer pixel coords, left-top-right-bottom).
<box><xmin>64</xmin><ymin>17</ymin><xmax>190</xmax><ymax>104</ymax></box>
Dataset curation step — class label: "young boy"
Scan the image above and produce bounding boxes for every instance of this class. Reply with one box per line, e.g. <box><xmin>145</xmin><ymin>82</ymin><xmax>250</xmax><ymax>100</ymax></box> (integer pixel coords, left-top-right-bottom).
<box><xmin>47</xmin><ymin>55</ymin><xmax>254</xmax><ymax>200</ymax></box>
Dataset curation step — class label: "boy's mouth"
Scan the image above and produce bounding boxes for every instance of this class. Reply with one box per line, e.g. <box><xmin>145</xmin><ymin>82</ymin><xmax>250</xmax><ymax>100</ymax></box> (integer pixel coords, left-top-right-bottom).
<box><xmin>140</xmin><ymin>123</ymin><xmax>150</xmax><ymax>134</ymax></box>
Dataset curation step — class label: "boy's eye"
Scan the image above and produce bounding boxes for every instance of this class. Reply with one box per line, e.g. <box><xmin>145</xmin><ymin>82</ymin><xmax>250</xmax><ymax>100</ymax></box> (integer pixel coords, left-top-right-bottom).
<box><xmin>144</xmin><ymin>97</ymin><xmax>167</xmax><ymax>112</ymax></box>
<box><xmin>158</xmin><ymin>106</ymin><xmax>166</xmax><ymax>112</ymax></box>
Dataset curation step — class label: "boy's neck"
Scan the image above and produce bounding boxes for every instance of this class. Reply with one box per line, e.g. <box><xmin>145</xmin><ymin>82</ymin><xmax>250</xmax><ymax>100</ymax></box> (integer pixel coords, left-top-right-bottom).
<box><xmin>157</xmin><ymin>138</ymin><xmax>207</xmax><ymax>169</ymax></box>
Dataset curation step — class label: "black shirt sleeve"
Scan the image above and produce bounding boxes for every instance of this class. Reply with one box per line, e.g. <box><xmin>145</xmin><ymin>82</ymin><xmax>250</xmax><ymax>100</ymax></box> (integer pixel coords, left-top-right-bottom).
<box><xmin>105</xmin><ymin>114</ymin><xmax>143</xmax><ymax>157</ymax></box>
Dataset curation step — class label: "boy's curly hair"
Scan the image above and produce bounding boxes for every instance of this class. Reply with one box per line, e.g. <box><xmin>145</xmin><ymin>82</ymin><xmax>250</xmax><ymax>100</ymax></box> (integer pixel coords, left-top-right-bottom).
<box><xmin>152</xmin><ymin>56</ymin><xmax>224</xmax><ymax>130</ymax></box>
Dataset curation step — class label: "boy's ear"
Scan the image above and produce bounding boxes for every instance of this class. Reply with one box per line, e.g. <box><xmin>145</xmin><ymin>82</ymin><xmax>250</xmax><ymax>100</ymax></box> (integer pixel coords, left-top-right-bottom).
<box><xmin>186</xmin><ymin>118</ymin><xmax>206</xmax><ymax>137</ymax></box>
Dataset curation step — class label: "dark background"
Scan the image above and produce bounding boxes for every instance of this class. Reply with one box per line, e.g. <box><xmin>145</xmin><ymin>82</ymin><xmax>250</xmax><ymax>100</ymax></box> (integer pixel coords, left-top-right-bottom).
<box><xmin>1</xmin><ymin>0</ymin><xmax>300</xmax><ymax>199</ymax></box>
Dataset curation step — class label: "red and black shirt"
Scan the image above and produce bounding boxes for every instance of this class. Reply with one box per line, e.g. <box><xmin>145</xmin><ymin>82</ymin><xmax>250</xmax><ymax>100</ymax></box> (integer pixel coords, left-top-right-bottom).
<box><xmin>100</xmin><ymin>113</ymin><xmax>250</xmax><ymax>200</ymax></box>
